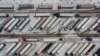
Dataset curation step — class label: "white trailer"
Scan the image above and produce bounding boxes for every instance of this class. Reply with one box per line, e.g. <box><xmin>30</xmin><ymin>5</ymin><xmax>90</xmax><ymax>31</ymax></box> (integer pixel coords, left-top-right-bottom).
<box><xmin>20</xmin><ymin>43</ymin><xmax>32</xmax><ymax>55</ymax></box>
<box><xmin>77</xmin><ymin>17</ymin><xmax>88</xmax><ymax>29</ymax></box>
<box><xmin>4</xmin><ymin>39</ymin><xmax>19</xmax><ymax>42</ymax></box>
<box><xmin>16</xmin><ymin>18</ymin><xmax>25</xmax><ymax>27</ymax></box>
<box><xmin>62</xmin><ymin>18</ymin><xmax>74</xmax><ymax>27</ymax></box>
<box><xmin>0</xmin><ymin>43</ymin><xmax>6</xmax><ymax>51</ymax></box>
<box><xmin>0</xmin><ymin>4</ymin><xmax>14</xmax><ymax>9</ymax></box>
<box><xmin>15</xmin><ymin>43</ymin><xmax>27</xmax><ymax>54</ymax></box>
<box><xmin>47</xmin><ymin>43</ymin><xmax>59</xmax><ymax>54</ymax></box>
<box><xmin>46</xmin><ymin>17</ymin><xmax>57</xmax><ymax>29</ymax></box>
<box><xmin>6</xmin><ymin>19</ymin><xmax>19</xmax><ymax>32</ymax></box>
<box><xmin>18</xmin><ymin>19</ymin><xmax>30</xmax><ymax>30</ymax></box>
<box><xmin>4</xmin><ymin>18</ymin><xmax>16</xmax><ymax>30</ymax></box>
<box><xmin>35</xmin><ymin>17</ymin><xmax>47</xmax><ymax>29</ymax></box>
<box><xmin>80</xmin><ymin>17</ymin><xmax>98</xmax><ymax>33</ymax></box>
<box><xmin>10</xmin><ymin>43</ymin><xmax>22</xmax><ymax>54</ymax></box>
<box><xmin>50</xmin><ymin>18</ymin><xmax>60</xmax><ymax>29</ymax></box>
<box><xmin>78</xmin><ymin>43</ymin><xmax>89</xmax><ymax>55</ymax></box>
<box><xmin>90</xmin><ymin>23</ymin><xmax>99</xmax><ymax>30</ymax></box>
<box><xmin>67</xmin><ymin>19</ymin><xmax>79</xmax><ymax>29</ymax></box>
<box><xmin>72</xmin><ymin>43</ymin><xmax>84</xmax><ymax>55</ymax></box>
<box><xmin>43</xmin><ymin>38</ymin><xmax>58</xmax><ymax>42</ymax></box>
<box><xmin>66</xmin><ymin>43</ymin><xmax>78</xmax><ymax>55</ymax></box>
<box><xmin>82</xmin><ymin>43</ymin><xmax>94</xmax><ymax>55</ymax></box>
<box><xmin>93</xmin><ymin>38</ymin><xmax>100</xmax><ymax>41</ymax></box>
<box><xmin>5</xmin><ymin>43</ymin><xmax>17</xmax><ymax>54</ymax></box>
<box><xmin>35</xmin><ymin>13</ymin><xmax>51</xmax><ymax>16</ymax></box>
<box><xmin>0</xmin><ymin>13</ymin><xmax>6</xmax><ymax>16</ymax></box>
<box><xmin>25</xmin><ymin>44</ymin><xmax>36</xmax><ymax>56</ymax></box>
<box><xmin>56</xmin><ymin>42</ymin><xmax>74</xmax><ymax>55</ymax></box>
<box><xmin>30</xmin><ymin>17</ymin><xmax>41</xmax><ymax>29</ymax></box>
<box><xmin>51</xmin><ymin>43</ymin><xmax>63</xmax><ymax>54</ymax></box>
<box><xmin>41</xmin><ymin>16</ymin><xmax>53</xmax><ymax>29</ymax></box>
<box><xmin>37</xmin><ymin>43</ymin><xmax>48</xmax><ymax>54</ymax></box>
<box><xmin>26</xmin><ymin>39</ymin><xmax>38</xmax><ymax>42</ymax></box>
<box><xmin>60</xmin><ymin>13</ymin><xmax>74</xmax><ymax>16</ymax></box>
